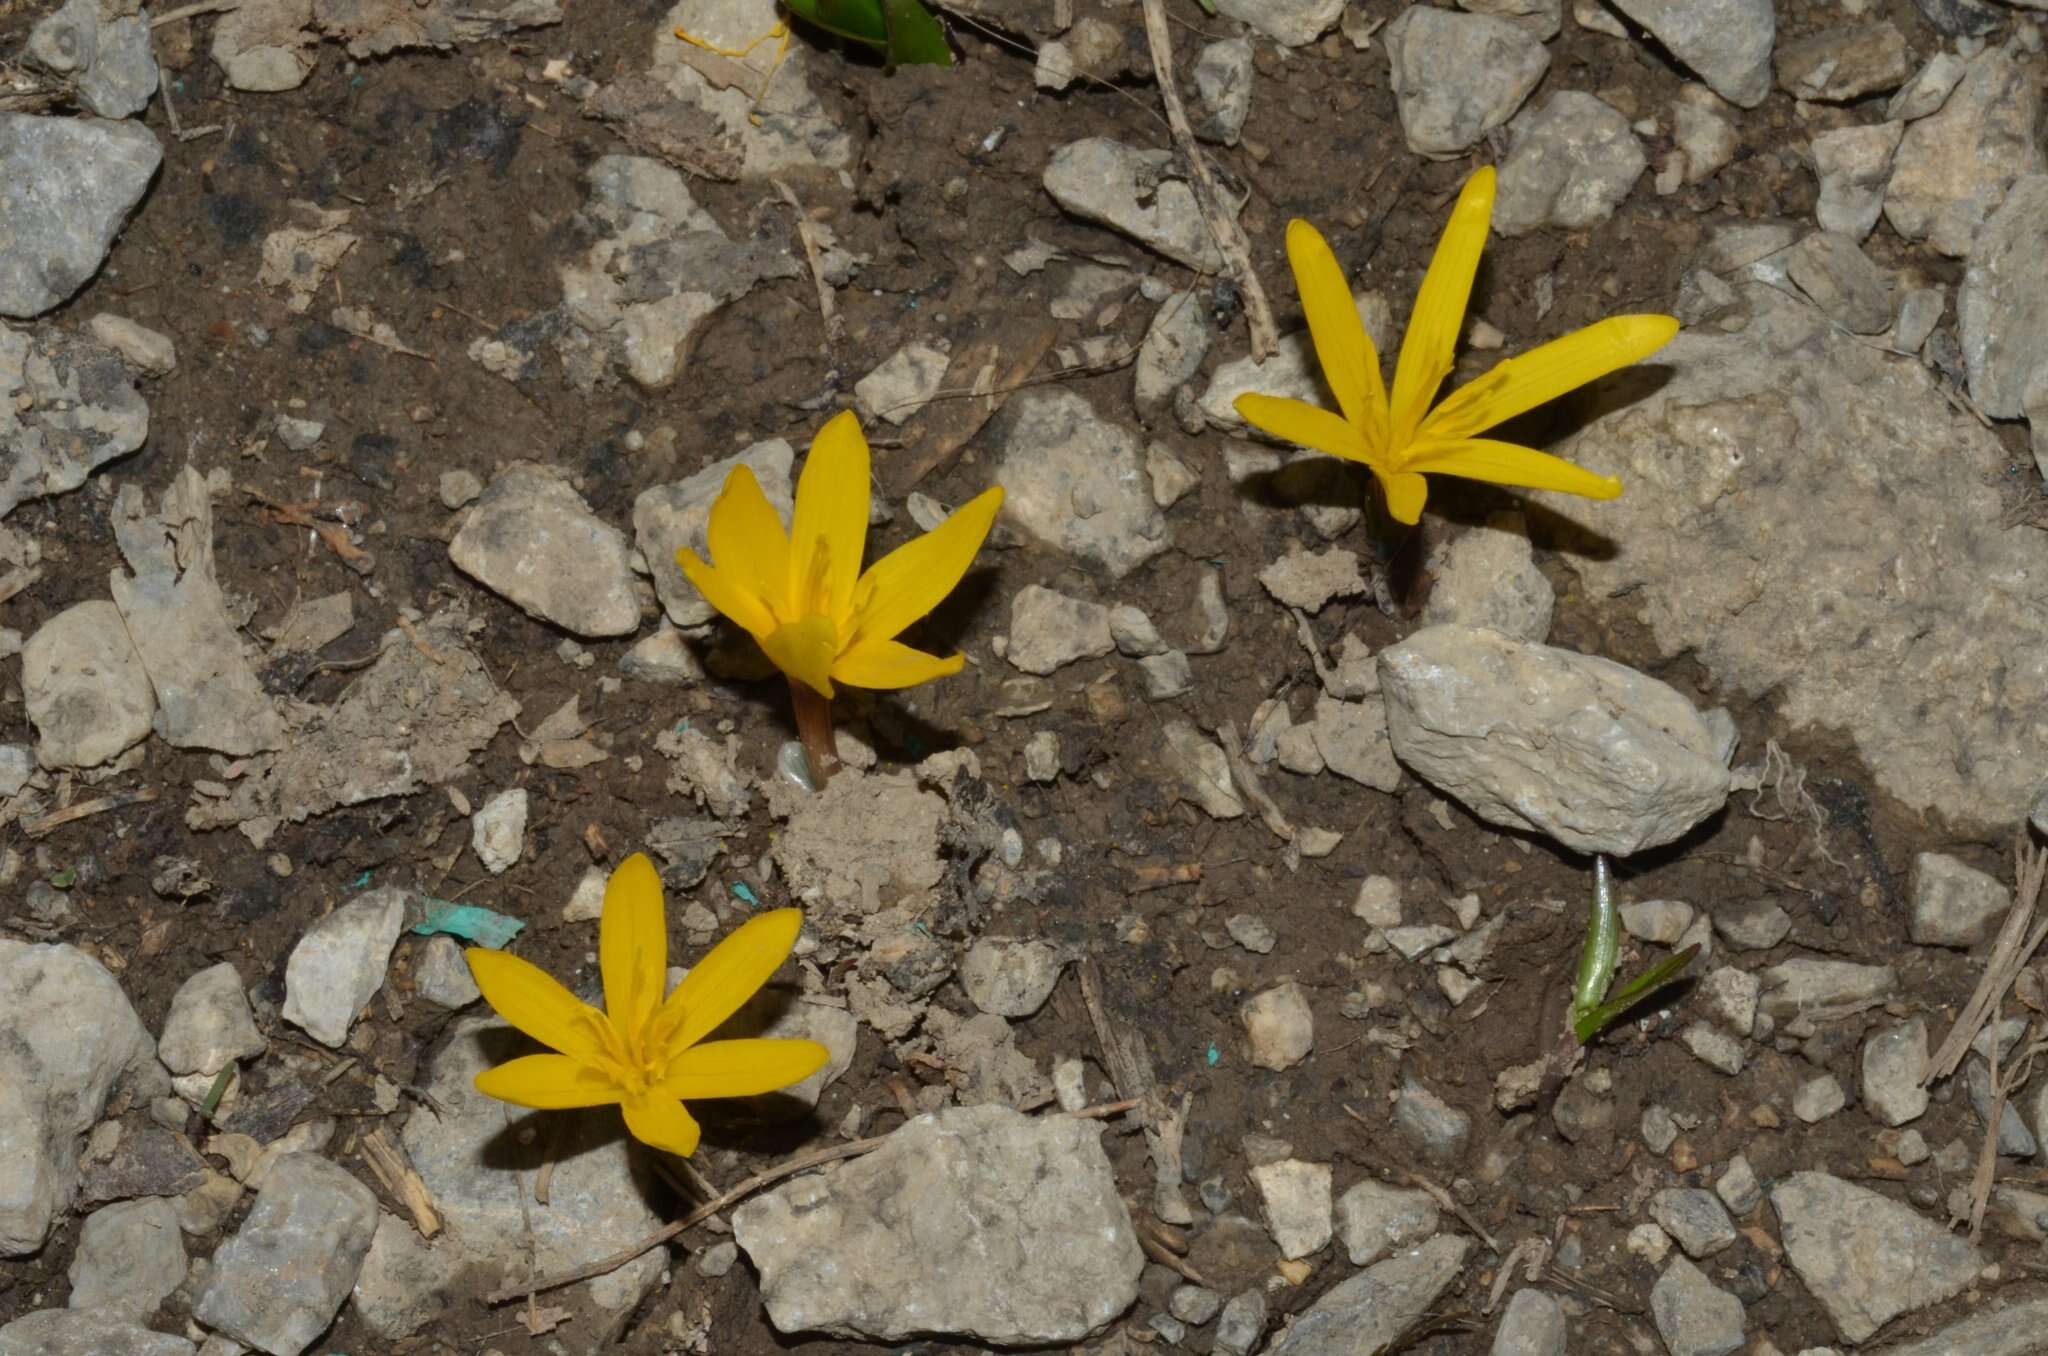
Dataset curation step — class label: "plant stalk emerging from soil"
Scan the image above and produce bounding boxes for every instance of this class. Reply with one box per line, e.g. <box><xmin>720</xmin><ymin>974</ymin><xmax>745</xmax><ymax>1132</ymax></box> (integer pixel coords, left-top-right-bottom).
<box><xmin>789</xmin><ymin>676</ymin><xmax>842</xmax><ymax>786</ymax></box>
<box><xmin>1571</xmin><ymin>854</ymin><xmax>1697</xmax><ymax>1044</ymax></box>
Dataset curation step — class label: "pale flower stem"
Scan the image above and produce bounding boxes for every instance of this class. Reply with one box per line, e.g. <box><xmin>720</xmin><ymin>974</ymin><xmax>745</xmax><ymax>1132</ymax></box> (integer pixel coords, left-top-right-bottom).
<box><xmin>789</xmin><ymin>678</ymin><xmax>841</xmax><ymax>788</ymax></box>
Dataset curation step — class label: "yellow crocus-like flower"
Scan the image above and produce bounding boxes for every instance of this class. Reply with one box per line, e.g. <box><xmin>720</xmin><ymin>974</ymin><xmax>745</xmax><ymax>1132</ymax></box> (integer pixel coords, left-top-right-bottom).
<box><xmin>1235</xmin><ymin>166</ymin><xmax>1679</xmax><ymax>525</ymax></box>
<box><xmin>466</xmin><ymin>853</ymin><xmax>827</xmax><ymax>1157</ymax></box>
<box><xmin>676</xmin><ymin>409</ymin><xmax>1004</xmax><ymax>700</ymax></box>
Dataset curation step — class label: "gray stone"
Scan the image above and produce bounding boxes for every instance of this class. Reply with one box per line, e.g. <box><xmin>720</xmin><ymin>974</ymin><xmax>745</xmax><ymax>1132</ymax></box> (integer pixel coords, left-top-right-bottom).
<box><xmin>1910</xmin><ymin>851</ymin><xmax>2008</xmax><ymax>947</ymax></box>
<box><xmin>1610</xmin><ymin>0</ymin><xmax>1774</xmax><ymax>107</ymax></box>
<box><xmin>1382</xmin><ymin>9</ymin><xmax>1548</xmax><ymax>159</ymax></box>
<box><xmin>1459</xmin><ymin>0</ymin><xmax>1561</xmax><ymax>39</ymax></box>
<box><xmin>854</xmin><ymin>342</ymin><xmax>948</xmax><ymax>426</ymax></box>
<box><xmin>87</xmin><ymin>314</ymin><xmax>175</xmax><ymax>376</ymax></box>
<box><xmin>1492</xmin><ymin>92</ymin><xmax>1644</xmax><ymax>236</ymax></box>
<box><xmin>1265</xmin><ymin>1236</ymin><xmax>1471</xmax><ymax>1356</ymax></box>
<box><xmin>1759</xmin><ymin>957</ymin><xmax>1896</xmax><ymax>1017</ymax></box>
<box><xmin>1794</xmin><ymin>1073</ymin><xmax>1848</xmax><ymax>1123</ymax></box>
<box><xmin>1171</xmin><ymin>1284</ymin><xmax>1223</xmax><ymax>1325</ymax></box>
<box><xmin>193</xmin><ymin>1153</ymin><xmax>377</xmax><ymax>1356</ymax></box>
<box><xmin>0</xmin><ymin>319</ymin><xmax>148</xmax><ymax>521</ymax></box>
<box><xmin>1696</xmin><ymin>221</ymin><xmax>1801</xmax><ymax>274</ymax></box>
<box><xmin>0</xmin><ymin>745</ymin><xmax>31</xmax><ymax>797</ymax></box>
<box><xmin>1043</xmin><ymin>138</ymin><xmax>1227</xmax><ymax>271</ymax></box>
<box><xmin>996</xmin><ymin>391</ymin><xmax>1170</xmax><ymax>578</ymax></box>
<box><xmin>1242</xmin><ymin>981</ymin><xmax>1313</xmax><ymax>1071</ymax></box>
<box><xmin>1785</xmin><ymin>232</ymin><xmax>1892</xmax><ymax>335</ymax></box>
<box><xmin>1135</xmin><ymin>291</ymin><xmax>1213</xmax><ymax>417</ymax></box>
<box><xmin>1226</xmin><ymin>913</ymin><xmax>1276</xmax><ymax>954</ymax></box>
<box><xmin>449</xmin><ymin>463</ymin><xmax>639</xmax><ymax>637</ymax></box>
<box><xmin>1700</xmin><ymin>967</ymin><xmax>1759</xmax><ymax>1038</ymax></box>
<box><xmin>620</xmin><ymin>624</ymin><xmax>703</xmax><ymax>684</ymax></box>
<box><xmin>634</xmin><ymin>439</ymin><xmax>794</xmax><ymax>628</ymax></box>
<box><xmin>1966</xmin><ymin>1059</ymin><xmax>2038</xmax><ymax>1157</ymax></box>
<box><xmin>1192</xmin><ymin>39</ymin><xmax>1254</xmax><ymax>145</ymax></box>
<box><xmin>1671</xmin><ymin>87</ymin><xmax>1738</xmax><ymax>186</ymax></box>
<box><xmin>0</xmin><ymin>1310</ymin><xmax>194</xmax><ymax>1356</ymax></box>
<box><xmin>1310</xmin><ymin>693</ymin><xmax>1401</xmax><ymax>792</ymax></box>
<box><xmin>159</xmin><ymin>963</ymin><xmax>264</xmax><ymax>1078</ymax></box>
<box><xmin>0</xmin><ymin>941</ymin><xmax>163</xmax><ymax>1256</ymax></box>
<box><xmin>1717</xmin><ymin>1156</ymin><xmax>1762</xmax><ymax>1215</ymax></box>
<box><xmin>1621</xmin><ymin>900</ymin><xmax>1695</xmax><ymax>945</ymax></box>
<box><xmin>1961</xmin><ymin>175</ymin><xmax>2048</xmax><ymax>420</ymax></box>
<box><xmin>1212</xmin><ymin>1290</ymin><xmax>1266</xmax><ymax>1356</ymax></box>
<box><xmin>1771</xmin><ymin>1171</ymin><xmax>1983</xmax><ymax>1344</ymax></box>
<box><xmin>1811</xmin><ymin>122</ymin><xmax>1905</xmax><ymax>242</ymax></box>
<box><xmin>1885</xmin><ymin>49</ymin><xmax>2042</xmax><ymax>257</ymax></box>
<box><xmin>1887</xmin><ymin>51</ymin><xmax>1968</xmax><ymax>122</ymax></box>
<box><xmin>733</xmin><ymin>1104</ymin><xmax>1142</xmax><ymax>1343</ymax></box>
<box><xmin>1379</xmin><ymin>626</ymin><xmax>1731</xmax><ymax>856</ymax></box>
<box><xmin>1861</xmin><ymin>1019</ymin><xmax>1931</xmax><ymax>1128</ymax></box>
<box><xmin>1006</xmin><ymin>585</ymin><xmax>1114</xmax><ymax>675</ymax></box>
<box><xmin>1250</xmin><ymin>1158</ymin><xmax>1331</xmax><ymax>1260</ymax></box>
<box><xmin>1211</xmin><ymin>0</ymin><xmax>1342</xmax><ymax>46</ymax></box>
<box><xmin>1491</xmin><ymin>1288</ymin><xmax>1566</xmax><ymax>1356</ymax></box>
<box><xmin>1871</xmin><ymin>1297</ymin><xmax>2048</xmax><ymax>1356</ymax></box>
<box><xmin>209</xmin><ymin>0</ymin><xmax>316</xmax><ymax>92</ymax></box>
<box><xmin>28</xmin><ymin>0</ymin><xmax>159</xmax><ymax>118</ymax></box>
<box><xmin>1420</xmin><ymin>512</ymin><xmax>1553</xmax><ymax>641</ymax></box>
<box><xmin>959</xmin><ymin>939</ymin><xmax>1064</xmax><ymax>1017</ymax></box>
<box><xmin>22</xmin><ymin>601</ymin><xmax>154</xmax><ymax>771</ymax></box>
<box><xmin>1556</xmin><ymin>283</ymin><xmax>2045</xmax><ymax>830</ymax></box>
<box><xmin>1202</xmin><ymin>290</ymin><xmax>1392</xmax><ymax>444</ymax></box>
<box><xmin>66</xmin><ymin>1197</ymin><xmax>184</xmax><ymax>1319</ymax></box>
<box><xmin>649</xmin><ymin>0</ymin><xmax>851</xmax><ymax>181</ymax></box>
<box><xmin>0</xmin><ymin>114</ymin><xmax>161</xmax><ymax>318</ymax></box>
<box><xmin>1259</xmin><ymin>547</ymin><xmax>1365</xmax><ymax>613</ymax></box>
<box><xmin>1682</xmin><ymin>1023</ymin><xmax>1745</xmax><ymax>1076</ymax></box>
<box><xmin>1713</xmin><ymin>898</ymin><xmax>1791</xmax><ymax>951</ymax></box>
<box><xmin>349</xmin><ymin>1212</ymin><xmax>457</xmax><ymax>1340</ymax></box>
<box><xmin>1393</xmin><ymin>1077</ymin><xmax>1469</xmax><ymax>1163</ymax></box>
<box><xmin>470</xmin><ymin>787</ymin><xmax>526</xmax><ymax>875</ymax></box>
<box><xmin>280</xmin><ymin>887</ymin><xmax>408</xmax><ymax>1048</ymax></box>
<box><xmin>1774</xmin><ymin>23</ymin><xmax>1911</xmax><ymax>102</ymax></box>
<box><xmin>1641</xmin><ymin>1104</ymin><xmax>1679</xmax><ymax>1153</ymax></box>
<box><xmin>1163</xmin><ymin>720</ymin><xmax>1245</xmax><ymax>819</ymax></box>
<box><xmin>1335</xmin><ymin>1180</ymin><xmax>1439</xmax><ymax>1267</ymax></box>
<box><xmin>1109</xmin><ymin>605</ymin><xmax>1165</xmax><ymax>657</ymax></box>
<box><xmin>1894</xmin><ymin>285</ymin><xmax>1945</xmax><ymax>353</ymax></box>
<box><xmin>437</xmin><ymin>469</ymin><xmax>480</xmax><ymax>509</ymax></box>
<box><xmin>1650</xmin><ymin>1256</ymin><xmax>1746</xmax><ymax>1356</ymax></box>
<box><xmin>413</xmin><ymin>936</ymin><xmax>480</xmax><ymax>1010</ymax></box>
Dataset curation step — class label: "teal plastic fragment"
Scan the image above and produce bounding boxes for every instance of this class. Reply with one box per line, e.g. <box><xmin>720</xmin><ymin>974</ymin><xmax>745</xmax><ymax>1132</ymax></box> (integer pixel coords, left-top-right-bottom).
<box><xmin>412</xmin><ymin>902</ymin><xmax>525</xmax><ymax>949</ymax></box>
<box><xmin>730</xmin><ymin>882</ymin><xmax>759</xmax><ymax>909</ymax></box>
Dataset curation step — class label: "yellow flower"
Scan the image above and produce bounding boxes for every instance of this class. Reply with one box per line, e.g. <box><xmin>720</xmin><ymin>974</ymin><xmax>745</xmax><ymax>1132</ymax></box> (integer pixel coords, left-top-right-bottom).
<box><xmin>465</xmin><ymin>854</ymin><xmax>828</xmax><ymax>1157</ymax></box>
<box><xmin>1234</xmin><ymin>166</ymin><xmax>1679</xmax><ymax>525</ymax></box>
<box><xmin>677</xmin><ymin>410</ymin><xmax>1004</xmax><ymax>700</ymax></box>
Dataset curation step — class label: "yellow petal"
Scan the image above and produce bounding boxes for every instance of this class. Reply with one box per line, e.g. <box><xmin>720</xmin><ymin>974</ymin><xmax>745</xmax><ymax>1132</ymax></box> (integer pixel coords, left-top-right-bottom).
<box><xmin>621</xmin><ymin>1094</ymin><xmax>702</xmax><ymax>1157</ymax></box>
<box><xmin>847</xmin><ymin>486</ymin><xmax>1003</xmax><ymax>650</ymax></box>
<box><xmin>1389</xmin><ymin>166</ymin><xmax>1495</xmax><ymax>448</ymax></box>
<box><xmin>1380</xmin><ymin>470</ymin><xmax>1429</xmax><ymax>525</ymax></box>
<box><xmin>1420</xmin><ymin>315</ymin><xmax>1681</xmax><ymax>443</ymax></box>
<box><xmin>1401</xmin><ymin>437</ymin><xmax>1624</xmax><ymax>502</ymax></box>
<box><xmin>658</xmin><ymin>1038</ymin><xmax>831</xmax><ymax>1099</ymax></box>
<box><xmin>676</xmin><ymin>548</ymin><xmax>776</xmax><ymax>639</ymax></box>
<box><xmin>788</xmin><ymin>411</ymin><xmax>871</xmax><ymax>621</ymax></box>
<box><xmin>465</xmin><ymin>948</ymin><xmax>607</xmax><ymax>1063</ymax></box>
<box><xmin>1286</xmin><ymin>219</ymin><xmax>1388</xmax><ymax>447</ymax></box>
<box><xmin>705</xmin><ymin>464</ymin><xmax>792</xmax><ymax>609</ymax></box>
<box><xmin>474</xmin><ymin>1054</ymin><xmax>621</xmax><ymax>1109</ymax></box>
<box><xmin>759</xmin><ymin>614</ymin><xmax>840</xmax><ymax>699</ymax></box>
<box><xmin>660</xmin><ymin>907</ymin><xmax>804</xmax><ymax>1054</ymax></box>
<box><xmin>1233</xmin><ymin>393</ymin><xmax>1376</xmax><ymax>466</ymax></box>
<box><xmin>832</xmin><ymin>637</ymin><xmax>964</xmax><ymax>691</ymax></box>
<box><xmin>600</xmin><ymin>853</ymin><xmax>668</xmax><ymax>1039</ymax></box>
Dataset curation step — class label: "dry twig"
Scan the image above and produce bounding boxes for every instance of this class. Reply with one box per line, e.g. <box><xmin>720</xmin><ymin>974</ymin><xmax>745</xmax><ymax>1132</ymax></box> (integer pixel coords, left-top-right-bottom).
<box><xmin>772</xmin><ymin>178</ymin><xmax>842</xmax><ymax>346</ymax></box>
<box><xmin>24</xmin><ymin>788</ymin><xmax>158</xmax><ymax>838</ymax></box>
<box><xmin>1925</xmin><ymin>839</ymin><xmax>2048</xmax><ymax>1084</ymax></box>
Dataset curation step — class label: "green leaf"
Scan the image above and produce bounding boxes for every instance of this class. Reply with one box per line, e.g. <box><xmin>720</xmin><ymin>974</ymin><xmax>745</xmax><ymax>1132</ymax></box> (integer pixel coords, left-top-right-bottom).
<box><xmin>792</xmin><ymin>0</ymin><xmax>889</xmax><ymax>46</ymax></box>
<box><xmin>881</xmin><ymin>0</ymin><xmax>954</xmax><ymax>66</ymax></box>
<box><xmin>1572</xmin><ymin>944</ymin><xmax>1698</xmax><ymax>1045</ymax></box>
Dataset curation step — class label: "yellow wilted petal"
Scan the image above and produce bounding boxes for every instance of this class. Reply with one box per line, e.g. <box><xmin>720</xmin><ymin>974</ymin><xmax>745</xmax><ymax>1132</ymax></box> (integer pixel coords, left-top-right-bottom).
<box><xmin>1389</xmin><ymin>167</ymin><xmax>1495</xmax><ymax>448</ymax></box>
<box><xmin>660</xmin><ymin>907</ymin><xmax>805</xmax><ymax>1053</ymax></box>
<box><xmin>1380</xmin><ymin>470</ymin><xmax>1430</xmax><ymax>525</ymax></box>
<box><xmin>759</xmin><ymin>614</ymin><xmax>840</xmax><ymax>699</ymax></box>
<box><xmin>1401</xmin><ymin>437</ymin><xmax>1623</xmax><ymax>502</ymax></box>
<box><xmin>788</xmin><ymin>411</ymin><xmax>871</xmax><ymax>620</ymax></box>
<box><xmin>659</xmin><ymin>1038</ymin><xmax>831</xmax><ymax>1099</ymax></box>
<box><xmin>1420</xmin><ymin>314</ymin><xmax>1681</xmax><ymax>443</ymax></box>
<box><xmin>599</xmin><ymin>853</ymin><xmax>668</xmax><ymax>1038</ymax></box>
<box><xmin>704</xmin><ymin>464</ymin><xmax>793</xmax><ymax>610</ymax></box>
<box><xmin>621</xmin><ymin>1093</ymin><xmax>702</xmax><ymax>1157</ymax></box>
<box><xmin>1233</xmin><ymin>393</ymin><xmax>1375</xmax><ymax>466</ymax></box>
<box><xmin>675</xmin><ymin>549</ymin><xmax>776</xmax><ymax>639</ymax></box>
<box><xmin>1287</xmin><ymin>219</ymin><xmax>1387</xmax><ymax>444</ymax></box>
<box><xmin>466</xmin><ymin>948</ymin><xmax>607</xmax><ymax>1063</ymax></box>
<box><xmin>848</xmin><ymin>486</ymin><xmax>1003</xmax><ymax>650</ymax></box>
<box><xmin>474</xmin><ymin>1054</ymin><xmax>622</xmax><ymax>1109</ymax></box>
<box><xmin>833</xmin><ymin>637</ymin><xmax>964</xmax><ymax>691</ymax></box>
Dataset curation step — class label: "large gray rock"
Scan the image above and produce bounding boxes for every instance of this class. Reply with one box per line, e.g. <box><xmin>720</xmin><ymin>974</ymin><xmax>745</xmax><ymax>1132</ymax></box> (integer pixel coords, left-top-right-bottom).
<box><xmin>0</xmin><ymin>941</ymin><xmax>164</xmax><ymax>1256</ymax></box>
<box><xmin>27</xmin><ymin>0</ymin><xmax>158</xmax><ymax>118</ymax></box>
<box><xmin>732</xmin><ymin>1104</ymin><xmax>1143</xmax><ymax>1343</ymax></box>
<box><xmin>280</xmin><ymin>887</ymin><xmax>408</xmax><ymax>1048</ymax></box>
<box><xmin>1</xmin><ymin>322</ymin><xmax>150</xmax><ymax>522</ymax></box>
<box><xmin>22</xmin><ymin>600</ymin><xmax>154</xmax><ymax>771</ymax></box>
<box><xmin>349</xmin><ymin>1211</ymin><xmax>459</xmax><ymax>1340</ymax></box>
<box><xmin>1960</xmin><ymin>175</ymin><xmax>2048</xmax><ymax>420</ymax></box>
<box><xmin>193</xmin><ymin>1153</ymin><xmax>377</xmax><ymax>1356</ymax></box>
<box><xmin>1210</xmin><ymin>0</ymin><xmax>1343</xmax><ymax>46</ymax></box>
<box><xmin>1043</xmin><ymin>138</ymin><xmax>1227</xmax><ymax>271</ymax></box>
<box><xmin>1382</xmin><ymin>9</ymin><xmax>1548</xmax><ymax>159</ymax></box>
<box><xmin>1610</xmin><ymin>0</ymin><xmax>1774</xmax><ymax>107</ymax></box>
<box><xmin>449</xmin><ymin>462</ymin><xmax>640</xmax><ymax>637</ymax></box>
<box><xmin>1378</xmin><ymin>625</ymin><xmax>1732</xmax><ymax>856</ymax></box>
<box><xmin>66</xmin><ymin>1197</ymin><xmax>185</xmax><ymax>1319</ymax></box>
<box><xmin>0</xmin><ymin>114</ymin><xmax>161</xmax><ymax>318</ymax></box>
<box><xmin>1884</xmin><ymin>49</ymin><xmax>2042</xmax><ymax>258</ymax></box>
<box><xmin>1784</xmin><ymin>231</ymin><xmax>1892</xmax><ymax>335</ymax></box>
<box><xmin>1265</xmin><ymin>1235</ymin><xmax>1471</xmax><ymax>1356</ymax></box>
<box><xmin>1557</xmin><ymin>283</ymin><xmax>2048</xmax><ymax>830</ymax></box>
<box><xmin>0</xmin><ymin>1310</ymin><xmax>193</xmax><ymax>1356</ymax></box>
<box><xmin>995</xmin><ymin>391</ymin><xmax>1170</xmax><ymax>579</ymax></box>
<box><xmin>635</xmin><ymin>438</ymin><xmax>794</xmax><ymax>629</ymax></box>
<box><xmin>1492</xmin><ymin>92</ymin><xmax>1645</xmax><ymax>237</ymax></box>
<box><xmin>1771</xmin><ymin>1171</ymin><xmax>1983</xmax><ymax>1344</ymax></box>
<box><xmin>1649</xmin><ymin>1256</ymin><xmax>1745</xmax><ymax>1356</ymax></box>
<box><xmin>1871</xmin><ymin>1296</ymin><xmax>2048</xmax><ymax>1356</ymax></box>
